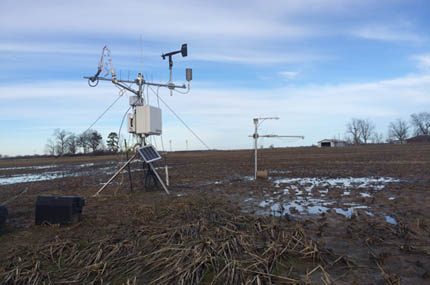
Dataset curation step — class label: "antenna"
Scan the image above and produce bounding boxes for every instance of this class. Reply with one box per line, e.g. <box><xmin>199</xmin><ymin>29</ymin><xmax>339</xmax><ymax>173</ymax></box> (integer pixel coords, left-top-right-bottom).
<box><xmin>250</xmin><ymin>117</ymin><xmax>304</xmax><ymax>180</ymax></box>
<box><xmin>139</xmin><ymin>34</ymin><xmax>144</xmax><ymax>71</ymax></box>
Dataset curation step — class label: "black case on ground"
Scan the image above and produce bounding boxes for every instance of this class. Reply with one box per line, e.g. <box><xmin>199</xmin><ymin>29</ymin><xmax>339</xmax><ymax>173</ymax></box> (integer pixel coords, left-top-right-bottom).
<box><xmin>35</xmin><ymin>195</ymin><xmax>85</xmax><ymax>225</ymax></box>
<box><xmin>0</xmin><ymin>205</ymin><xmax>7</xmax><ymax>231</ymax></box>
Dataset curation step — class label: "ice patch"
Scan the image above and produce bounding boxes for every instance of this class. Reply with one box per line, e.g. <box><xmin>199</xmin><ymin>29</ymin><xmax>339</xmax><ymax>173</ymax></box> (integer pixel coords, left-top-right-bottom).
<box><xmin>0</xmin><ymin>171</ymin><xmax>73</xmax><ymax>185</ymax></box>
<box><xmin>0</xmin><ymin>164</ymin><xmax>56</xmax><ymax>171</ymax></box>
<box><xmin>256</xmin><ymin>196</ymin><xmax>335</xmax><ymax>216</ymax></box>
<box><xmin>385</xmin><ymin>216</ymin><xmax>397</xmax><ymax>225</ymax></box>
<box><xmin>334</xmin><ymin>206</ymin><xmax>367</xmax><ymax>218</ymax></box>
<box><xmin>273</xmin><ymin>177</ymin><xmax>400</xmax><ymax>193</ymax></box>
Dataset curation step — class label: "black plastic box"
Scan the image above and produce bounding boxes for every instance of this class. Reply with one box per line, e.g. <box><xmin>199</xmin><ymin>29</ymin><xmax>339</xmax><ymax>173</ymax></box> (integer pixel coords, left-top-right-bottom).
<box><xmin>35</xmin><ymin>195</ymin><xmax>85</xmax><ymax>225</ymax></box>
<box><xmin>0</xmin><ymin>205</ymin><xmax>7</xmax><ymax>231</ymax></box>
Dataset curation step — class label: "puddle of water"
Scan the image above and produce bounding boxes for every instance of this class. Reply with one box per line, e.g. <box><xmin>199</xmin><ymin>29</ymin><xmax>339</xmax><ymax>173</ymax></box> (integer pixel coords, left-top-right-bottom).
<box><xmin>249</xmin><ymin>176</ymin><xmax>400</xmax><ymax>221</ymax></box>
<box><xmin>0</xmin><ymin>171</ymin><xmax>74</xmax><ymax>185</ymax></box>
<box><xmin>0</xmin><ymin>164</ymin><xmax>57</xmax><ymax>171</ymax></box>
<box><xmin>385</xmin><ymin>215</ymin><xmax>397</xmax><ymax>225</ymax></box>
<box><xmin>0</xmin><ymin>160</ymin><xmax>173</xmax><ymax>186</ymax></box>
<box><xmin>0</xmin><ymin>164</ymin><xmax>118</xmax><ymax>186</ymax></box>
<box><xmin>258</xmin><ymin>196</ymin><xmax>335</xmax><ymax>216</ymax></box>
<box><xmin>333</xmin><ymin>206</ymin><xmax>367</xmax><ymax>218</ymax></box>
<box><xmin>270</xmin><ymin>170</ymin><xmax>291</xmax><ymax>174</ymax></box>
<box><xmin>78</xmin><ymin>162</ymin><xmax>95</xmax><ymax>168</ymax></box>
<box><xmin>274</xmin><ymin>177</ymin><xmax>400</xmax><ymax>192</ymax></box>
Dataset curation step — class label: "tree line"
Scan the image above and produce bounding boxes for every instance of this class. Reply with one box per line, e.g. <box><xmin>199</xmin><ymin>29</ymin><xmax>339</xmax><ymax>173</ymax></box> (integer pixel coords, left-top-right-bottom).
<box><xmin>345</xmin><ymin>112</ymin><xmax>430</xmax><ymax>144</ymax></box>
<box><xmin>45</xmin><ymin>129</ymin><xmax>120</xmax><ymax>156</ymax></box>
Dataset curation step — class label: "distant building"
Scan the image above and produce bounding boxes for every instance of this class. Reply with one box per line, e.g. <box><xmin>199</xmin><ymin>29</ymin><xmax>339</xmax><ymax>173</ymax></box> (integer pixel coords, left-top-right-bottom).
<box><xmin>317</xmin><ymin>139</ymin><xmax>347</xmax><ymax>148</ymax></box>
<box><xmin>405</xmin><ymin>135</ymin><xmax>430</xmax><ymax>144</ymax></box>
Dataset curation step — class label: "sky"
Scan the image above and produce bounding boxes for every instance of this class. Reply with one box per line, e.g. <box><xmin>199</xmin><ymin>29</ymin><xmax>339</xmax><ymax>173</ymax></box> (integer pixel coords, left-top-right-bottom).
<box><xmin>0</xmin><ymin>0</ymin><xmax>429</xmax><ymax>155</ymax></box>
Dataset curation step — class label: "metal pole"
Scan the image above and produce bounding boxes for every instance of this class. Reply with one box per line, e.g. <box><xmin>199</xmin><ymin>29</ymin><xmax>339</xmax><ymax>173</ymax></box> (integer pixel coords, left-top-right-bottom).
<box><xmin>254</xmin><ymin>119</ymin><xmax>258</xmax><ymax>180</ymax></box>
<box><xmin>137</xmin><ymin>73</ymin><xmax>144</xmax><ymax>104</ymax></box>
<box><xmin>165</xmin><ymin>166</ymin><xmax>169</xmax><ymax>186</ymax></box>
<box><xmin>124</xmin><ymin>139</ymin><xmax>134</xmax><ymax>193</ymax></box>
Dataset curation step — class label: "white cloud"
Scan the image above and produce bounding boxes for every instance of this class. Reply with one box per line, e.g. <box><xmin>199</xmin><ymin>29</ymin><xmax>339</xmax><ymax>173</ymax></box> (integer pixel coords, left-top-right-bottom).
<box><xmin>0</xmin><ymin>1</ymin><xmax>313</xmax><ymax>40</ymax></box>
<box><xmin>351</xmin><ymin>24</ymin><xmax>425</xmax><ymax>43</ymax></box>
<box><xmin>1</xmin><ymin>0</ymin><xmax>419</xmax><ymax>43</ymax></box>
<box><xmin>279</xmin><ymin>71</ymin><xmax>299</xmax><ymax>80</ymax></box>
<box><xmin>412</xmin><ymin>54</ymin><xmax>430</xmax><ymax>72</ymax></box>
<box><xmin>1</xmin><ymin>73</ymin><xmax>429</xmax><ymax>155</ymax></box>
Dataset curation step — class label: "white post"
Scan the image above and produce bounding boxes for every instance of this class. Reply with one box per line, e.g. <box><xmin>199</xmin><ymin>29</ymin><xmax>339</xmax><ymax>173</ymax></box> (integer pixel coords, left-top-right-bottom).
<box><xmin>254</xmin><ymin>118</ymin><xmax>258</xmax><ymax>180</ymax></box>
<box><xmin>165</xmin><ymin>165</ymin><xmax>170</xmax><ymax>186</ymax></box>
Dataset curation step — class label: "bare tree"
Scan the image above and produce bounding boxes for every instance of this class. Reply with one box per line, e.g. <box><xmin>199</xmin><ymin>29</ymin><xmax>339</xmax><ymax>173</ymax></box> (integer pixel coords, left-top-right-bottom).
<box><xmin>66</xmin><ymin>134</ymin><xmax>78</xmax><ymax>154</ymax></box>
<box><xmin>358</xmin><ymin>119</ymin><xmax>375</xmax><ymax>144</ymax></box>
<box><xmin>45</xmin><ymin>138</ymin><xmax>56</xmax><ymax>155</ymax></box>
<box><xmin>388</xmin><ymin>118</ymin><xmax>409</xmax><ymax>143</ymax></box>
<box><xmin>53</xmin><ymin>129</ymin><xmax>69</xmax><ymax>155</ymax></box>
<box><xmin>77</xmin><ymin>131</ymin><xmax>91</xmax><ymax>154</ymax></box>
<box><xmin>371</xmin><ymin>132</ymin><xmax>384</xmax><ymax>144</ymax></box>
<box><xmin>346</xmin><ymin>118</ymin><xmax>362</xmax><ymax>144</ymax></box>
<box><xmin>410</xmin><ymin>112</ymin><xmax>430</xmax><ymax>136</ymax></box>
<box><xmin>88</xmin><ymin>130</ymin><xmax>103</xmax><ymax>153</ymax></box>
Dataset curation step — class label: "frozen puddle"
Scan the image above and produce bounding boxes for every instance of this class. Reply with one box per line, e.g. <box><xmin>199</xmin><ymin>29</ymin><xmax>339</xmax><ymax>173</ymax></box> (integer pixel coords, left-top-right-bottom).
<box><xmin>258</xmin><ymin>197</ymin><xmax>368</xmax><ymax>218</ymax></box>
<box><xmin>0</xmin><ymin>162</ymin><xmax>117</xmax><ymax>185</ymax></box>
<box><xmin>269</xmin><ymin>197</ymin><xmax>333</xmax><ymax>216</ymax></box>
<box><xmin>385</xmin><ymin>215</ymin><xmax>397</xmax><ymax>225</ymax></box>
<box><xmin>0</xmin><ymin>171</ymin><xmax>77</xmax><ymax>185</ymax></box>
<box><xmin>274</xmin><ymin>177</ymin><xmax>400</xmax><ymax>192</ymax></box>
<box><xmin>250</xmin><ymin>176</ymin><xmax>400</xmax><ymax>223</ymax></box>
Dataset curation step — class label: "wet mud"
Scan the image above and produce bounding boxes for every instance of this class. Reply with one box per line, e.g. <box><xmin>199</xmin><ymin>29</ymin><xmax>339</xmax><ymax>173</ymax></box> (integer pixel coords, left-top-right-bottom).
<box><xmin>0</xmin><ymin>144</ymin><xmax>430</xmax><ymax>284</ymax></box>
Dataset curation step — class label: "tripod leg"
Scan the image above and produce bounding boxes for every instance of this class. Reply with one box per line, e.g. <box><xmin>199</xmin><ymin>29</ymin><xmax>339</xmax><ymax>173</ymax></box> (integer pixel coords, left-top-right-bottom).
<box><xmin>148</xmin><ymin>163</ymin><xmax>170</xmax><ymax>194</ymax></box>
<box><xmin>94</xmin><ymin>154</ymin><xmax>137</xmax><ymax>197</ymax></box>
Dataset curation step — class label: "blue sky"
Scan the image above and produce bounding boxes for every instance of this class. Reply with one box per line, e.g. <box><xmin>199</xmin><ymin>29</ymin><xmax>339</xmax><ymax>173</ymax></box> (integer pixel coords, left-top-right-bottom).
<box><xmin>1</xmin><ymin>0</ymin><xmax>429</xmax><ymax>155</ymax></box>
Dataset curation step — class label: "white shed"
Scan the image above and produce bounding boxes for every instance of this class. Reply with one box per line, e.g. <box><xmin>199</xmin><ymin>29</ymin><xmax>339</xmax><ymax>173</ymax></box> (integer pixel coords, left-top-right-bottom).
<box><xmin>317</xmin><ymin>139</ymin><xmax>347</xmax><ymax>148</ymax></box>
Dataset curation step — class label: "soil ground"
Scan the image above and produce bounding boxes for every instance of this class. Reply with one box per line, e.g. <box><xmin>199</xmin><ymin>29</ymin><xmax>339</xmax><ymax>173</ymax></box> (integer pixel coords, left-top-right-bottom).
<box><xmin>0</xmin><ymin>144</ymin><xmax>429</xmax><ymax>284</ymax></box>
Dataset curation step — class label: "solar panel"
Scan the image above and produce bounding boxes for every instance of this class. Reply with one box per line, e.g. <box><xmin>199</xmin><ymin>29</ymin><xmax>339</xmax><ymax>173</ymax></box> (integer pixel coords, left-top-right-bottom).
<box><xmin>137</xmin><ymin>145</ymin><xmax>162</xmax><ymax>163</ymax></box>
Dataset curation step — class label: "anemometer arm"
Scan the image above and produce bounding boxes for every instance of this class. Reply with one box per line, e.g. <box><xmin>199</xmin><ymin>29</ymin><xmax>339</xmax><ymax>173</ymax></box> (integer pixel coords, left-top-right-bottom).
<box><xmin>84</xmin><ymin>43</ymin><xmax>192</xmax><ymax>97</ymax></box>
<box><xmin>83</xmin><ymin>76</ymin><xmax>188</xmax><ymax>94</ymax></box>
<box><xmin>262</xmin><ymin>135</ymin><xmax>304</xmax><ymax>139</ymax></box>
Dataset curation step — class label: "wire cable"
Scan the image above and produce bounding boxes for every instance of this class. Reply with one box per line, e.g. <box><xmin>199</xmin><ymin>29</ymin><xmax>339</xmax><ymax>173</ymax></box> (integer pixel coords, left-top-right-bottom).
<box><xmin>84</xmin><ymin>92</ymin><xmax>124</xmax><ymax>134</ymax></box>
<box><xmin>148</xmin><ymin>86</ymin><xmax>211</xmax><ymax>150</ymax></box>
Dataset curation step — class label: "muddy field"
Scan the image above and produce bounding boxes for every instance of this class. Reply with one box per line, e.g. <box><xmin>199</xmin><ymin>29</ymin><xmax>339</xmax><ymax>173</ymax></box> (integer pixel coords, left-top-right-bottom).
<box><xmin>0</xmin><ymin>144</ymin><xmax>430</xmax><ymax>284</ymax></box>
